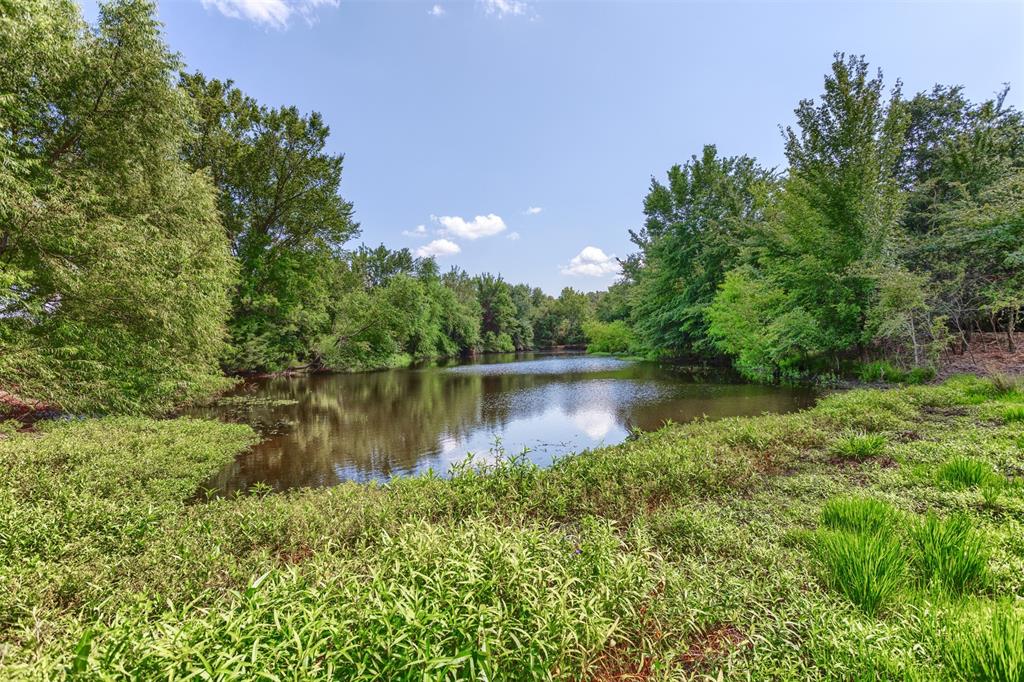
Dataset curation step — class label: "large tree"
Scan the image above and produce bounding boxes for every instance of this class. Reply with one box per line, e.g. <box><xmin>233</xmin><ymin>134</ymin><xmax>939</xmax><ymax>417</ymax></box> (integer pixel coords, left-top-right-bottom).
<box><xmin>708</xmin><ymin>54</ymin><xmax>910</xmax><ymax>377</ymax></box>
<box><xmin>0</xmin><ymin>0</ymin><xmax>235</xmax><ymax>413</ymax></box>
<box><xmin>627</xmin><ymin>145</ymin><xmax>773</xmax><ymax>355</ymax></box>
<box><xmin>180</xmin><ymin>73</ymin><xmax>360</xmax><ymax>371</ymax></box>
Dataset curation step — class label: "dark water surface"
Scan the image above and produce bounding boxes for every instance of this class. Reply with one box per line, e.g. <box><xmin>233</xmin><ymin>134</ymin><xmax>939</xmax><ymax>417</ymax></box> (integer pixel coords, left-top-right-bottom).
<box><xmin>193</xmin><ymin>352</ymin><xmax>815</xmax><ymax>494</ymax></box>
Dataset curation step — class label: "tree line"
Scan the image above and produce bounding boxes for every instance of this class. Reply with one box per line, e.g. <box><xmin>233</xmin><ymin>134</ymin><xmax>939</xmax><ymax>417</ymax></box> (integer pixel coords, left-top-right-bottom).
<box><xmin>611</xmin><ymin>54</ymin><xmax>1023</xmax><ymax>381</ymax></box>
<box><xmin>0</xmin><ymin>0</ymin><xmax>597</xmax><ymax>414</ymax></box>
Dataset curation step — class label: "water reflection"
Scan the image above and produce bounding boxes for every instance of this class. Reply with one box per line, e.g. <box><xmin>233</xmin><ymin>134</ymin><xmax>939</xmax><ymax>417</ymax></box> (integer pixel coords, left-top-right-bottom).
<box><xmin>193</xmin><ymin>352</ymin><xmax>815</xmax><ymax>494</ymax></box>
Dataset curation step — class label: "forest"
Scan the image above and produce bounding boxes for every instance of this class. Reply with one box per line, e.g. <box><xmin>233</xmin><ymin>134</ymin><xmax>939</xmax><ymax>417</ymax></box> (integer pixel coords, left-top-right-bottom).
<box><xmin>2</xmin><ymin>0</ymin><xmax>1022</xmax><ymax>417</ymax></box>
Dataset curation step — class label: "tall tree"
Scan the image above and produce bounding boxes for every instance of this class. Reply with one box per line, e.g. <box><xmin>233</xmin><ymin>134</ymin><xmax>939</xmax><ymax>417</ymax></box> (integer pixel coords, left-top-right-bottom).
<box><xmin>180</xmin><ymin>73</ymin><xmax>360</xmax><ymax>371</ymax></box>
<box><xmin>0</xmin><ymin>0</ymin><xmax>235</xmax><ymax>413</ymax></box>
<box><xmin>628</xmin><ymin>145</ymin><xmax>773</xmax><ymax>355</ymax></box>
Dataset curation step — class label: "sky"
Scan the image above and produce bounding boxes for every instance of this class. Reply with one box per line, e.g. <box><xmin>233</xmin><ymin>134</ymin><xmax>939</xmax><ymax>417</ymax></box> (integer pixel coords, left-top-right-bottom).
<box><xmin>86</xmin><ymin>0</ymin><xmax>1024</xmax><ymax>293</ymax></box>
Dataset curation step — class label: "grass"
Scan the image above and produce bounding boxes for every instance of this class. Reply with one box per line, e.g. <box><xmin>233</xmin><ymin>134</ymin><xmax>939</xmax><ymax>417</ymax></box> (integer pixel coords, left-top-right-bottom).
<box><xmin>910</xmin><ymin>512</ymin><xmax>989</xmax><ymax>595</ymax></box>
<box><xmin>832</xmin><ymin>432</ymin><xmax>888</xmax><ymax>460</ymax></box>
<box><xmin>1004</xmin><ymin>405</ymin><xmax>1024</xmax><ymax>424</ymax></box>
<box><xmin>815</xmin><ymin>529</ymin><xmax>907</xmax><ymax>616</ymax></box>
<box><xmin>946</xmin><ymin>602</ymin><xmax>1024</xmax><ymax>682</ymax></box>
<box><xmin>937</xmin><ymin>455</ymin><xmax>997</xmax><ymax>489</ymax></box>
<box><xmin>2</xmin><ymin>377</ymin><xmax>1024</xmax><ymax>678</ymax></box>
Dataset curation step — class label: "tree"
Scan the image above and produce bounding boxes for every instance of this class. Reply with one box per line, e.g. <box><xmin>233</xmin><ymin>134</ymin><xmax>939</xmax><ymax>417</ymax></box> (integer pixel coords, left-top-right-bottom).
<box><xmin>709</xmin><ymin>54</ymin><xmax>910</xmax><ymax>378</ymax></box>
<box><xmin>628</xmin><ymin>145</ymin><xmax>773</xmax><ymax>355</ymax></box>
<box><xmin>0</xmin><ymin>0</ymin><xmax>235</xmax><ymax>413</ymax></box>
<box><xmin>180</xmin><ymin>73</ymin><xmax>360</xmax><ymax>371</ymax></box>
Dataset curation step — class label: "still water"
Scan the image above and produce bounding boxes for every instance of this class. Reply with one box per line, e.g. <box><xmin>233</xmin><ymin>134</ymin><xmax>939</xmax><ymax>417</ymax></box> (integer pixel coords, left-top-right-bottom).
<box><xmin>194</xmin><ymin>352</ymin><xmax>815</xmax><ymax>494</ymax></box>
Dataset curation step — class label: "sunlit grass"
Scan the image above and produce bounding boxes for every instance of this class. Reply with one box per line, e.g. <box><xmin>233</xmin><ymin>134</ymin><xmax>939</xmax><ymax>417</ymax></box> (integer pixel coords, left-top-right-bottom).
<box><xmin>3</xmin><ymin>379</ymin><xmax>1024</xmax><ymax>678</ymax></box>
<box><xmin>832</xmin><ymin>432</ymin><xmax>887</xmax><ymax>460</ymax></box>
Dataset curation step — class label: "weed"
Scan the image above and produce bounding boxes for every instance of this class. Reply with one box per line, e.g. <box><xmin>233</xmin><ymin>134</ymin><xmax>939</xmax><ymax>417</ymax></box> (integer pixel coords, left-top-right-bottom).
<box><xmin>1003</xmin><ymin>406</ymin><xmax>1024</xmax><ymax>424</ymax></box>
<box><xmin>833</xmin><ymin>432</ymin><xmax>888</xmax><ymax>460</ymax></box>
<box><xmin>816</xmin><ymin>530</ymin><xmax>907</xmax><ymax>616</ymax></box>
<box><xmin>820</xmin><ymin>497</ymin><xmax>899</xmax><ymax>535</ymax></box>
<box><xmin>910</xmin><ymin>513</ymin><xmax>988</xmax><ymax>595</ymax></box>
<box><xmin>946</xmin><ymin>602</ymin><xmax>1024</xmax><ymax>682</ymax></box>
<box><xmin>937</xmin><ymin>456</ymin><xmax>996</xmax><ymax>489</ymax></box>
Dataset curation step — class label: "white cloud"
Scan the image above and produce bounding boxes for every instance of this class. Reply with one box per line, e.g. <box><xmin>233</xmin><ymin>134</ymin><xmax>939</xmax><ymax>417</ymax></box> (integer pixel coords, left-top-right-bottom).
<box><xmin>200</xmin><ymin>0</ymin><xmax>337</xmax><ymax>28</ymax></box>
<box><xmin>479</xmin><ymin>0</ymin><xmax>528</xmax><ymax>18</ymax></box>
<box><xmin>402</xmin><ymin>224</ymin><xmax>428</xmax><ymax>238</ymax></box>
<box><xmin>416</xmin><ymin>239</ymin><xmax>461</xmax><ymax>258</ymax></box>
<box><xmin>428</xmin><ymin>3</ymin><xmax>445</xmax><ymax>16</ymax></box>
<box><xmin>524</xmin><ymin>206</ymin><xmax>542</xmax><ymax>215</ymax></box>
<box><xmin>561</xmin><ymin>246</ymin><xmax>620</xmax><ymax>277</ymax></box>
<box><xmin>434</xmin><ymin>213</ymin><xmax>506</xmax><ymax>240</ymax></box>
<box><xmin>506</xmin><ymin>231</ymin><xmax>521</xmax><ymax>241</ymax></box>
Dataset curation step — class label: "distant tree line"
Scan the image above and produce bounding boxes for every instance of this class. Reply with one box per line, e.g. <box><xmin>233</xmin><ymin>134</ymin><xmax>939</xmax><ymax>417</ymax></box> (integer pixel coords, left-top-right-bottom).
<box><xmin>615</xmin><ymin>54</ymin><xmax>1023</xmax><ymax>381</ymax></box>
<box><xmin>0</xmin><ymin>0</ymin><xmax>597</xmax><ymax>413</ymax></box>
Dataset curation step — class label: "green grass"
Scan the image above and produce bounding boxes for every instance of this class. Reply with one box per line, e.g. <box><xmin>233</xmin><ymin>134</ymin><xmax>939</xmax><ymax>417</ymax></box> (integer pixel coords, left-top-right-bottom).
<box><xmin>832</xmin><ymin>432</ymin><xmax>888</xmax><ymax>460</ymax></box>
<box><xmin>820</xmin><ymin>496</ymin><xmax>899</xmax><ymax>534</ymax></box>
<box><xmin>946</xmin><ymin>602</ymin><xmax>1024</xmax><ymax>682</ymax></box>
<box><xmin>1004</xmin><ymin>405</ymin><xmax>1024</xmax><ymax>424</ymax></box>
<box><xmin>815</xmin><ymin>529</ymin><xmax>907</xmax><ymax>616</ymax></box>
<box><xmin>910</xmin><ymin>512</ymin><xmax>989</xmax><ymax>595</ymax></box>
<box><xmin>3</xmin><ymin>378</ymin><xmax>1024</xmax><ymax>678</ymax></box>
<box><xmin>937</xmin><ymin>456</ymin><xmax>997</xmax><ymax>489</ymax></box>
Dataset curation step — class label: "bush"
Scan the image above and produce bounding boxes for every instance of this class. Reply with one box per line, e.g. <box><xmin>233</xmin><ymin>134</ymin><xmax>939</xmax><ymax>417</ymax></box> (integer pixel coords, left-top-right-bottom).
<box><xmin>584</xmin><ymin>320</ymin><xmax>638</xmax><ymax>355</ymax></box>
<box><xmin>815</xmin><ymin>530</ymin><xmax>907</xmax><ymax>616</ymax></box>
<box><xmin>833</xmin><ymin>432</ymin><xmax>888</xmax><ymax>460</ymax></box>
<box><xmin>946</xmin><ymin>602</ymin><xmax>1024</xmax><ymax>682</ymax></box>
<box><xmin>910</xmin><ymin>513</ymin><xmax>988</xmax><ymax>595</ymax></box>
<box><xmin>937</xmin><ymin>457</ymin><xmax>997</xmax><ymax>489</ymax></box>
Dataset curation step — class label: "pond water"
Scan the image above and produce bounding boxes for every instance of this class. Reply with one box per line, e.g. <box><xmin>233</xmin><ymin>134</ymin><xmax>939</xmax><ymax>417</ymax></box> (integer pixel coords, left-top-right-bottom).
<box><xmin>193</xmin><ymin>352</ymin><xmax>816</xmax><ymax>494</ymax></box>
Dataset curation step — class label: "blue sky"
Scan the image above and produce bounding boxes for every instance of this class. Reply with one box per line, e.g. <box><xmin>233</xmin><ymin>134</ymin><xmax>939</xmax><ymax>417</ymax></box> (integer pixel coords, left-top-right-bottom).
<box><xmin>90</xmin><ymin>1</ymin><xmax>1023</xmax><ymax>293</ymax></box>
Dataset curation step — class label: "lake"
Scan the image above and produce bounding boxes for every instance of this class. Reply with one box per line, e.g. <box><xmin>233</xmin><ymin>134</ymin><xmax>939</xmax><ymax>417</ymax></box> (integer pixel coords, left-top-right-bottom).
<box><xmin>193</xmin><ymin>352</ymin><xmax>815</xmax><ymax>494</ymax></box>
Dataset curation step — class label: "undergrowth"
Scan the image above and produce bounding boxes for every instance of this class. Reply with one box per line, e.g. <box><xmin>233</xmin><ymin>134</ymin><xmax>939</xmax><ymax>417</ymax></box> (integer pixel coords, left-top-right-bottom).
<box><xmin>2</xmin><ymin>377</ymin><xmax>1023</xmax><ymax>679</ymax></box>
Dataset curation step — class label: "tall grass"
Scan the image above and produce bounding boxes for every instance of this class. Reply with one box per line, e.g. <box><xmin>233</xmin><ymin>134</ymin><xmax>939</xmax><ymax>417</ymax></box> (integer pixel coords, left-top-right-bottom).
<box><xmin>815</xmin><ymin>530</ymin><xmax>906</xmax><ymax>616</ymax></box>
<box><xmin>946</xmin><ymin>602</ymin><xmax>1024</xmax><ymax>682</ymax></box>
<box><xmin>832</xmin><ymin>432</ymin><xmax>888</xmax><ymax>461</ymax></box>
<box><xmin>937</xmin><ymin>456</ymin><xmax>996</xmax><ymax>489</ymax></box>
<box><xmin>820</xmin><ymin>497</ymin><xmax>899</xmax><ymax>535</ymax></box>
<box><xmin>910</xmin><ymin>513</ymin><xmax>988</xmax><ymax>595</ymax></box>
<box><xmin>1003</xmin><ymin>406</ymin><xmax>1024</xmax><ymax>424</ymax></box>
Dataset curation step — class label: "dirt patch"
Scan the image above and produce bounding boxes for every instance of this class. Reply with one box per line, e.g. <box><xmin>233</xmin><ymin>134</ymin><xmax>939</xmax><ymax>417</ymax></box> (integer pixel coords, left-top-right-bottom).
<box><xmin>937</xmin><ymin>333</ymin><xmax>1024</xmax><ymax>380</ymax></box>
<box><xmin>679</xmin><ymin>624</ymin><xmax>749</xmax><ymax>669</ymax></box>
<box><xmin>276</xmin><ymin>545</ymin><xmax>314</xmax><ymax>565</ymax></box>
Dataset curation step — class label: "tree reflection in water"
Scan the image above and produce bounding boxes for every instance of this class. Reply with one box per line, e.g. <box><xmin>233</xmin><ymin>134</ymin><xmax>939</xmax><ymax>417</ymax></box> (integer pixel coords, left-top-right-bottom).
<box><xmin>193</xmin><ymin>352</ymin><xmax>815</xmax><ymax>494</ymax></box>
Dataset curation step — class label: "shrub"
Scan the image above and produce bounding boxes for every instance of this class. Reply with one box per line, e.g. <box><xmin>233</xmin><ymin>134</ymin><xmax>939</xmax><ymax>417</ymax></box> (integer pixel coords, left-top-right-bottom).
<box><xmin>584</xmin><ymin>320</ymin><xmax>638</xmax><ymax>355</ymax></box>
<box><xmin>946</xmin><ymin>602</ymin><xmax>1024</xmax><ymax>682</ymax></box>
<box><xmin>937</xmin><ymin>457</ymin><xmax>996</xmax><ymax>489</ymax></box>
<box><xmin>833</xmin><ymin>432</ymin><xmax>888</xmax><ymax>460</ymax></box>
<box><xmin>820</xmin><ymin>497</ymin><xmax>899</xmax><ymax>535</ymax></box>
<box><xmin>816</xmin><ymin>530</ymin><xmax>906</xmax><ymax>616</ymax></box>
<box><xmin>910</xmin><ymin>513</ymin><xmax>988</xmax><ymax>595</ymax></box>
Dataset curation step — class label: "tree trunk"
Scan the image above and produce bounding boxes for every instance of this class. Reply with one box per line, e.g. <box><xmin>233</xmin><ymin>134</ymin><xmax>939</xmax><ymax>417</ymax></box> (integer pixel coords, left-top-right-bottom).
<box><xmin>1008</xmin><ymin>309</ymin><xmax>1018</xmax><ymax>354</ymax></box>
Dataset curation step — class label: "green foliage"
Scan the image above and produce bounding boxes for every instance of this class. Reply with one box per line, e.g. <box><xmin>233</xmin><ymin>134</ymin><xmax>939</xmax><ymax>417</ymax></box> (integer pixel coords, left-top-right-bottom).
<box><xmin>180</xmin><ymin>73</ymin><xmax>359</xmax><ymax>371</ymax></box>
<box><xmin>937</xmin><ymin>456</ymin><xmax>997</xmax><ymax>489</ymax></box>
<box><xmin>3</xmin><ymin>380</ymin><xmax>1024</xmax><ymax>678</ymax></box>
<box><xmin>1003</xmin><ymin>406</ymin><xmax>1024</xmax><ymax>424</ymax></box>
<box><xmin>627</xmin><ymin>145</ymin><xmax>773</xmax><ymax>355</ymax></box>
<box><xmin>820</xmin><ymin>497</ymin><xmax>899</xmax><ymax>534</ymax></box>
<box><xmin>0</xmin><ymin>0</ymin><xmax>236</xmax><ymax>413</ymax></box>
<box><xmin>910</xmin><ymin>513</ymin><xmax>988</xmax><ymax>595</ymax></box>
<box><xmin>945</xmin><ymin>602</ymin><xmax>1024</xmax><ymax>682</ymax></box>
<box><xmin>815</xmin><ymin>530</ymin><xmax>907</xmax><ymax>616</ymax></box>
<box><xmin>584</xmin><ymin>320</ymin><xmax>638</xmax><ymax>354</ymax></box>
<box><xmin>832</xmin><ymin>433</ymin><xmax>888</xmax><ymax>460</ymax></box>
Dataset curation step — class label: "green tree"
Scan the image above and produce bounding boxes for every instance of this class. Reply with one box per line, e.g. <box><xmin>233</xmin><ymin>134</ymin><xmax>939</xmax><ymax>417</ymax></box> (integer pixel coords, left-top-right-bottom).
<box><xmin>180</xmin><ymin>73</ymin><xmax>359</xmax><ymax>371</ymax></box>
<box><xmin>0</xmin><ymin>0</ymin><xmax>235</xmax><ymax>413</ymax></box>
<box><xmin>628</xmin><ymin>145</ymin><xmax>773</xmax><ymax>355</ymax></box>
<box><xmin>709</xmin><ymin>54</ymin><xmax>909</xmax><ymax>378</ymax></box>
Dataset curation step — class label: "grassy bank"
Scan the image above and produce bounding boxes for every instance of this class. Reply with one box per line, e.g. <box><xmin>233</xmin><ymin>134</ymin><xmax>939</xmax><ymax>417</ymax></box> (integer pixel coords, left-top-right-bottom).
<box><xmin>2</xmin><ymin>378</ymin><xmax>1023</xmax><ymax>679</ymax></box>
